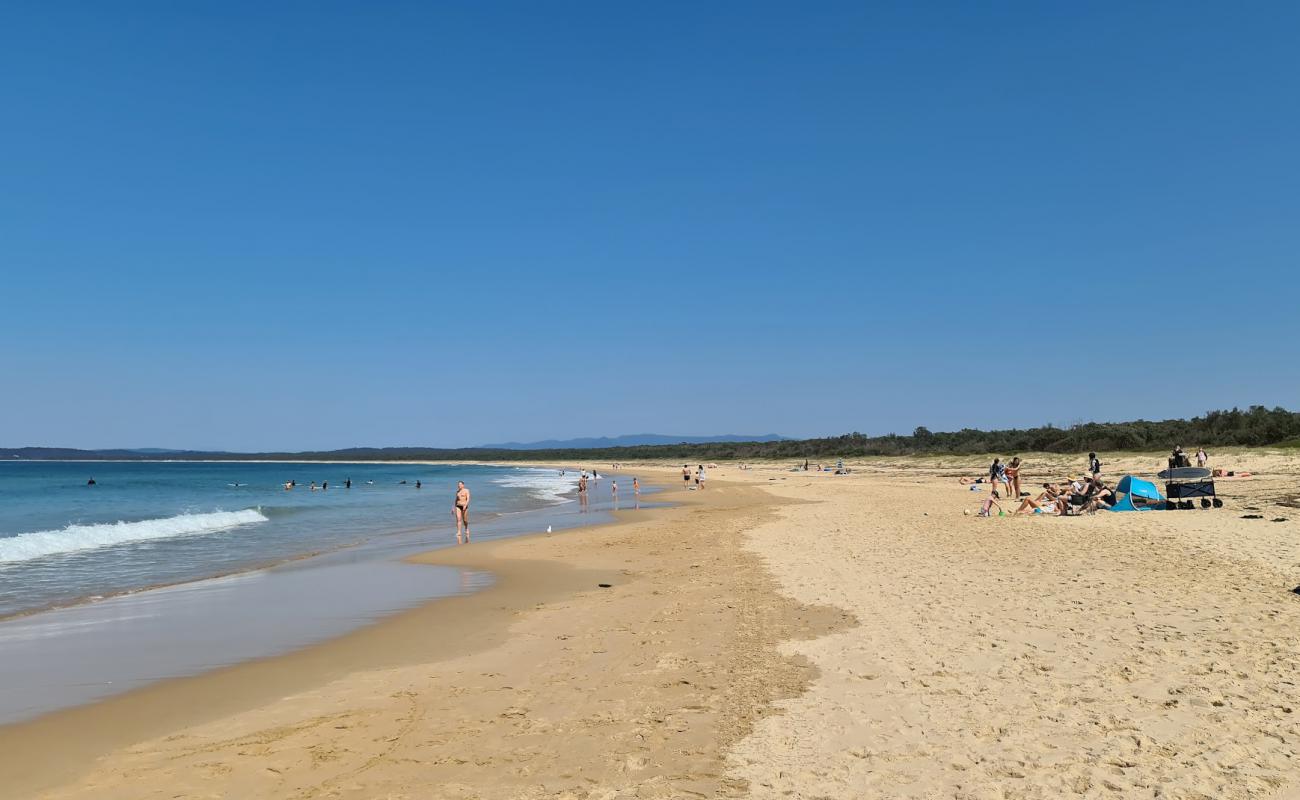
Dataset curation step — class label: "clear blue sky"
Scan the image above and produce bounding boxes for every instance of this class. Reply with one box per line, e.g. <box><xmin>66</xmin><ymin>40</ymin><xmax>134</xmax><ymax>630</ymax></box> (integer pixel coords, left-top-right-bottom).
<box><xmin>2</xmin><ymin>2</ymin><xmax>1296</xmax><ymax>450</ymax></box>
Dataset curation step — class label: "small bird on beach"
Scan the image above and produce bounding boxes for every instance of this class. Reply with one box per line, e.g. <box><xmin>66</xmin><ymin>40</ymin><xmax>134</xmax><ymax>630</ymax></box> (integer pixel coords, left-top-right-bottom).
<box><xmin>546</xmin><ymin>525</ymin><xmax>552</xmax><ymax>534</ymax></box>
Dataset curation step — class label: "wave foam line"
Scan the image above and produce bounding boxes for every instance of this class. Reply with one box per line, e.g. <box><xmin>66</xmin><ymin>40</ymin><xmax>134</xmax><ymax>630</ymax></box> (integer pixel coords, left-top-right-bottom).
<box><xmin>0</xmin><ymin>509</ymin><xmax>269</xmax><ymax>564</ymax></box>
<box><xmin>492</xmin><ymin>470</ymin><xmax>580</xmax><ymax>505</ymax></box>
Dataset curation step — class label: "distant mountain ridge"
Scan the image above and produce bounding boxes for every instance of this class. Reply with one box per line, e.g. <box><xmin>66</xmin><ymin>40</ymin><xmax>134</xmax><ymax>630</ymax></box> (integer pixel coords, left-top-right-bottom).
<box><xmin>3</xmin><ymin>407</ymin><xmax>1298</xmax><ymax>459</ymax></box>
<box><xmin>478</xmin><ymin>434</ymin><xmax>790</xmax><ymax>450</ymax></box>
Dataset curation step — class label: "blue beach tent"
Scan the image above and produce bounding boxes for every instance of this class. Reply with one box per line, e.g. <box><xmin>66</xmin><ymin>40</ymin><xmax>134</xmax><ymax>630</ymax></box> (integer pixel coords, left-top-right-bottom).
<box><xmin>1108</xmin><ymin>475</ymin><xmax>1165</xmax><ymax>512</ymax></box>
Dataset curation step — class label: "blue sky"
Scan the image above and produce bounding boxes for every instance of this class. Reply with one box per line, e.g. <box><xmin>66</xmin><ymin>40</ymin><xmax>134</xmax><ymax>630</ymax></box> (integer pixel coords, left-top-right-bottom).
<box><xmin>2</xmin><ymin>2</ymin><xmax>1296</xmax><ymax>450</ymax></box>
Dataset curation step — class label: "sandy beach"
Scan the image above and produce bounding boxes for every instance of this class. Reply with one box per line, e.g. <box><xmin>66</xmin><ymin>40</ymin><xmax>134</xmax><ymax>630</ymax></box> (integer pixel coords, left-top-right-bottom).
<box><xmin>4</xmin><ymin>453</ymin><xmax>1300</xmax><ymax>798</ymax></box>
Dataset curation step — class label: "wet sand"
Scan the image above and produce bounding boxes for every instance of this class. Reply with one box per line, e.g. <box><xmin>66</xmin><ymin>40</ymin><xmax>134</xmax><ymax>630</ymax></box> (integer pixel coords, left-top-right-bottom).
<box><xmin>2</xmin><ymin>471</ymin><xmax>842</xmax><ymax>799</ymax></box>
<box><xmin>6</xmin><ymin>452</ymin><xmax>1300</xmax><ymax>799</ymax></box>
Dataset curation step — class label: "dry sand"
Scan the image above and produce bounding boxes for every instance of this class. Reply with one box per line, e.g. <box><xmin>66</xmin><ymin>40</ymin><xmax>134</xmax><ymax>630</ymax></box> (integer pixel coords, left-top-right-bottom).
<box><xmin>730</xmin><ymin>450</ymin><xmax>1300</xmax><ymax>799</ymax></box>
<box><xmin>4</xmin><ymin>451</ymin><xmax>1300</xmax><ymax>799</ymax></box>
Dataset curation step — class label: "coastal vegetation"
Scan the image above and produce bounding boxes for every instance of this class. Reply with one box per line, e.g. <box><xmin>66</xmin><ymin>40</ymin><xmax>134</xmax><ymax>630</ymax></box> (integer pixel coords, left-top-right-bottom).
<box><xmin>4</xmin><ymin>407</ymin><xmax>1298</xmax><ymax>462</ymax></box>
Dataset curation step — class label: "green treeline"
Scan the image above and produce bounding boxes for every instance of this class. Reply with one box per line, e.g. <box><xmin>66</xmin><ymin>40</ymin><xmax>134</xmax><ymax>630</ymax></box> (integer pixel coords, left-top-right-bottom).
<box><xmin>318</xmin><ymin>405</ymin><xmax>1299</xmax><ymax>460</ymax></box>
<box><xmin>5</xmin><ymin>406</ymin><xmax>1298</xmax><ymax>462</ymax></box>
<box><xmin>496</xmin><ymin>405</ymin><xmax>1297</xmax><ymax>460</ymax></box>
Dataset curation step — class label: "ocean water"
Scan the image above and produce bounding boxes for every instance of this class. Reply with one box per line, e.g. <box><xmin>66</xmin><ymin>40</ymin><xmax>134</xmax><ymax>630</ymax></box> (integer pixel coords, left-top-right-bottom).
<box><xmin>0</xmin><ymin>460</ymin><xmax>645</xmax><ymax>723</ymax></box>
<box><xmin>0</xmin><ymin>461</ymin><xmax>582</xmax><ymax>619</ymax></box>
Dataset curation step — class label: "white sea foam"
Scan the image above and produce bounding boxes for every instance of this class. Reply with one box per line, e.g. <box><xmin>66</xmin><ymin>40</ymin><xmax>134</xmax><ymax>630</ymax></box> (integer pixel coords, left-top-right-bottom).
<box><xmin>491</xmin><ymin>469</ymin><xmax>580</xmax><ymax>505</ymax></box>
<box><xmin>0</xmin><ymin>509</ymin><xmax>269</xmax><ymax>564</ymax></box>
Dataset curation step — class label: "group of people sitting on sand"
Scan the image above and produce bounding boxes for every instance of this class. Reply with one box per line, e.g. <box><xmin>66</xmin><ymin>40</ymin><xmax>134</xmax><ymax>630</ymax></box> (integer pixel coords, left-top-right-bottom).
<box><xmin>960</xmin><ymin>453</ymin><xmax>1119</xmax><ymax>516</ymax></box>
<box><xmin>1010</xmin><ymin>475</ymin><xmax>1116</xmax><ymax>515</ymax></box>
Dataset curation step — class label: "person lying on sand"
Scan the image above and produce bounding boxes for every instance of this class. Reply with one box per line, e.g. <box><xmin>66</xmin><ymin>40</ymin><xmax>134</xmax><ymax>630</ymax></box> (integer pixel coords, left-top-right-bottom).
<box><xmin>1015</xmin><ymin>483</ymin><xmax>1066</xmax><ymax>515</ymax></box>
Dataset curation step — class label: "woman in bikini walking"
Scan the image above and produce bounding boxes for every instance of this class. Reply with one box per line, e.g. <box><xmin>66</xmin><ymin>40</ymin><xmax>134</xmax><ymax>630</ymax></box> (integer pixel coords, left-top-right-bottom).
<box><xmin>453</xmin><ymin>480</ymin><xmax>471</xmax><ymax>544</ymax></box>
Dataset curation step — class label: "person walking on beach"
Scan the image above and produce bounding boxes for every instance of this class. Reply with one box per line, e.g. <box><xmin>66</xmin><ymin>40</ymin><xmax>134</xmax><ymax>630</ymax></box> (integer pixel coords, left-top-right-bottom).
<box><xmin>1196</xmin><ymin>447</ymin><xmax>1209</xmax><ymax>468</ymax></box>
<box><xmin>682</xmin><ymin>465</ymin><xmax>691</xmax><ymax>488</ymax></box>
<box><xmin>696</xmin><ymin>465</ymin><xmax>707</xmax><ymax>489</ymax></box>
<box><xmin>453</xmin><ymin>481</ymin><xmax>471</xmax><ymax>544</ymax></box>
<box><xmin>633</xmin><ymin>477</ymin><xmax>640</xmax><ymax>497</ymax></box>
<box><xmin>988</xmin><ymin>459</ymin><xmax>1002</xmax><ymax>498</ymax></box>
<box><xmin>611</xmin><ymin>479</ymin><xmax>618</xmax><ymax>497</ymax></box>
<box><xmin>578</xmin><ymin>473</ymin><xmax>589</xmax><ymax>509</ymax></box>
<box><xmin>1088</xmin><ymin>452</ymin><xmax>1102</xmax><ymax>478</ymax></box>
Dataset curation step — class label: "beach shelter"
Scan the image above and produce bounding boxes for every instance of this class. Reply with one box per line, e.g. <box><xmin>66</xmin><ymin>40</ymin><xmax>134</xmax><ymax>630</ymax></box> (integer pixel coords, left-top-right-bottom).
<box><xmin>1108</xmin><ymin>475</ymin><xmax>1165</xmax><ymax>512</ymax></box>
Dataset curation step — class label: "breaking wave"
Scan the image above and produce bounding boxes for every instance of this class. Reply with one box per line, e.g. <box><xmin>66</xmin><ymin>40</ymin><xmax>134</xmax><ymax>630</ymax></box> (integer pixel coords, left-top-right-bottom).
<box><xmin>0</xmin><ymin>509</ymin><xmax>269</xmax><ymax>564</ymax></box>
<box><xmin>491</xmin><ymin>469</ymin><xmax>579</xmax><ymax>505</ymax></box>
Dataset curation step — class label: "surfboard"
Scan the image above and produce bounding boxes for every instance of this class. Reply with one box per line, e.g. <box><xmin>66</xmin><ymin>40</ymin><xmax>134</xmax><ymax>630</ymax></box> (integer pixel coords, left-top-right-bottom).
<box><xmin>1158</xmin><ymin>466</ymin><xmax>1212</xmax><ymax>481</ymax></box>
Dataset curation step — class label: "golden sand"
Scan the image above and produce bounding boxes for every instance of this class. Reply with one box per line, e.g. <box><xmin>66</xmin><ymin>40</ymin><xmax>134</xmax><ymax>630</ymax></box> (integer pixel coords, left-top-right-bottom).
<box><xmin>4</xmin><ymin>451</ymin><xmax>1299</xmax><ymax>799</ymax></box>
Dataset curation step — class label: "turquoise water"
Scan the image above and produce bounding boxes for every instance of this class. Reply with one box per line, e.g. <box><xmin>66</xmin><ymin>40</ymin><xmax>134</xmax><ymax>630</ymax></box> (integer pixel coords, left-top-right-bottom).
<box><xmin>0</xmin><ymin>461</ymin><xmax>582</xmax><ymax>618</ymax></box>
<box><xmin>0</xmin><ymin>460</ymin><xmax>646</xmax><ymax>723</ymax></box>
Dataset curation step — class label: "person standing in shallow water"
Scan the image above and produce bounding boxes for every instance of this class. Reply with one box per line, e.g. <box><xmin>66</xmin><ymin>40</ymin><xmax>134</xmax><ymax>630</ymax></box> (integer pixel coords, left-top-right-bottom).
<box><xmin>453</xmin><ymin>481</ymin><xmax>471</xmax><ymax>544</ymax></box>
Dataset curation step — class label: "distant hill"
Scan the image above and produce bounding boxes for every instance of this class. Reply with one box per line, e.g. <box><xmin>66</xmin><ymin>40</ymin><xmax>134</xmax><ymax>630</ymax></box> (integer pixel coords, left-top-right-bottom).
<box><xmin>4</xmin><ymin>407</ymin><xmax>1298</xmax><ymax>461</ymax></box>
<box><xmin>478</xmin><ymin>434</ymin><xmax>790</xmax><ymax>450</ymax></box>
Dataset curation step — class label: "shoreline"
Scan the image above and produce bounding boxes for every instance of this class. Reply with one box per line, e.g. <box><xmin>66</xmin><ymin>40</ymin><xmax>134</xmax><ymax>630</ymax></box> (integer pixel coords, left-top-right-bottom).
<box><xmin>0</xmin><ymin>468</ymin><xmax>650</xmax><ymax>726</ymax></box>
<box><xmin>9</xmin><ymin>454</ymin><xmax>1296</xmax><ymax>798</ymax></box>
<box><xmin>2</xmin><ymin>467</ymin><xmax>833</xmax><ymax>798</ymax></box>
<box><xmin>0</xmin><ymin>463</ymin><xmax>609</xmax><ymax>624</ymax></box>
